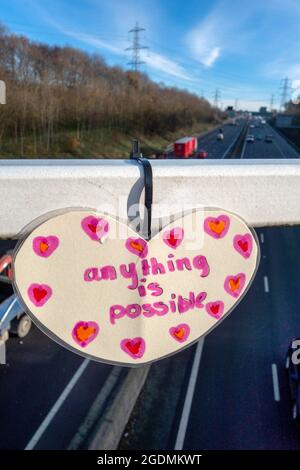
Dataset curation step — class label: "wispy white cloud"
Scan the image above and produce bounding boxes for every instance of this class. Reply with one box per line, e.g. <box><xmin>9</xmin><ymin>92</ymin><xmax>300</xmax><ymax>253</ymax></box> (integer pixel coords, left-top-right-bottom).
<box><xmin>70</xmin><ymin>32</ymin><xmax>124</xmax><ymax>55</ymax></box>
<box><xmin>70</xmin><ymin>31</ymin><xmax>193</xmax><ymax>81</ymax></box>
<box><xmin>186</xmin><ymin>8</ymin><xmax>226</xmax><ymax>69</ymax></box>
<box><xmin>141</xmin><ymin>51</ymin><xmax>192</xmax><ymax>81</ymax></box>
<box><xmin>203</xmin><ymin>47</ymin><xmax>221</xmax><ymax>68</ymax></box>
<box><xmin>185</xmin><ymin>0</ymin><xmax>265</xmax><ymax>68</ymax></box>
<box><xmin>186</xmin><ymin>15</ymin><xmax>221</xmax><ymax>68</ymax></box>
<box><xmin>28</xmin><ymin>1</ymin><xmax>193</xmax><ymax>82</ymax></box>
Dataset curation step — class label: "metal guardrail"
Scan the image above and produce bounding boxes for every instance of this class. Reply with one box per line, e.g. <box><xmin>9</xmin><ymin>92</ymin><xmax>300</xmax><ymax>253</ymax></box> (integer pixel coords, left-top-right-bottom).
<box><xmin>222</xmin><ymin>121</ymin><xmax>249</xmax><ymax>159</ymax></box>
<box><xmin>0</xmin><ymin>159</ymin><xmax>300</xmax><ymax>237</ymax></box>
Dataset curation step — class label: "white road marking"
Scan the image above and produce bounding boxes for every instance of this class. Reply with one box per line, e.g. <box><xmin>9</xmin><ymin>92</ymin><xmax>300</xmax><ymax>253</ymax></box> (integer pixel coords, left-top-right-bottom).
<box><xmin>174</xmin><ymin>338</ymin><xmax>205</xmax><ymax>450</ymax></box>
<box><xmin>25</xmin><ymin>358</ymin><xmax>90</xmax><ymax>450</ymax></box>
<box><xmin>271</xmin><ymin>363</ymin><xmax>280</xmax><ymax>402</ymax></box>
<box><xmin>260</xmin><ymin>233</ymin><xmax>264</xmax><ymax>243</ymax></box>
<box><xmin>264</xmin><ymin>275</ymin><xmax>269</xmax><ymax>293</ymax></box>
<box><xmin>272</xmin><ymin>138</ymin><xmax>286</xmax><ymax>159</ymax></box>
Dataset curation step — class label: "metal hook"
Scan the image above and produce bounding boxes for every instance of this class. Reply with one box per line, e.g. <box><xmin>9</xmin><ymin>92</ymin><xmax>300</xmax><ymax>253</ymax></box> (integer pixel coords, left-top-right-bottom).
<box><xmin>130</xmin><ymin>140</ymin><xmax>153</xmax><ymax>240</ymax></box>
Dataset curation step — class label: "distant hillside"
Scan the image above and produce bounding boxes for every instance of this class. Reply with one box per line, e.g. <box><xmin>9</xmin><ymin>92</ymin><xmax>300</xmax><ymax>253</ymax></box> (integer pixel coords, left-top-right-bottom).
<box><xmin>0</xmin><ymin>24</ymin><xmax>221</xmax><ymax>158</ymax></box>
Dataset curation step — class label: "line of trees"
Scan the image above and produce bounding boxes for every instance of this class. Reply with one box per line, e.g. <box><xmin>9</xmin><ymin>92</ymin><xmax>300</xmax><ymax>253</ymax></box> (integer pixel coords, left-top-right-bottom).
<box><xmin>0</xmin><ymin>25</ymin><xmax>216</xmax><ymax>156</ymax></box>
<box><xmin>285</xmin><ymin>101</ymin><xmax>300</xmax><ymax>122</ymax></box>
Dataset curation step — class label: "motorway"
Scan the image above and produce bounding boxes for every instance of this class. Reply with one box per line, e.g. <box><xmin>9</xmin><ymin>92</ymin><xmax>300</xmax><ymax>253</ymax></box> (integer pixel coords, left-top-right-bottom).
<box><xmin>168</xmin><ymin>122</ymin><xmax>244</xmax><ymax>159</ymax></box>
<box><xmin>194</xmin><ymin>122</ymin><xmax>242</xmax><ymax>159</ymax></box>
<box><xmin>169</xmin><ymin>120</ymin><xmax>298</xmax><ymax>161</ymax></box>
<box><xmin>1</xmin><ymin>123</ymin><xmax>300</xmax><ymax>450</ymax></box>
<box><xmin>242</xmin><ymin>122</ymin><xmax>299</xmax><ymax>159</ymax></box>
<box><xmin>119</xmin><ymin>126</ymin><xmax>300</xmax><ymax>451</ymax></box>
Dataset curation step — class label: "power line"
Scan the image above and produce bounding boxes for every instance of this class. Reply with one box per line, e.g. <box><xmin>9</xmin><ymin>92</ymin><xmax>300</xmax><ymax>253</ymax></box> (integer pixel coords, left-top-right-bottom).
<box><xmin>269</xmin><ymin>93</ymin><xmax>274</xmax><ymax>110</ymax></box>
<box><xmin>279</xmin><ymin>77</ymin><xmax>292</xmax><ymax>111</ymax></box>
<box><xmin>213</xmin><ymin>89</ymin><xmax>221</xmax><ymax>108</ymax></box>
<box><xmin>126</xmin><ymin>22</ymin><xmax>148</xmax><ymax>72</ymax></box>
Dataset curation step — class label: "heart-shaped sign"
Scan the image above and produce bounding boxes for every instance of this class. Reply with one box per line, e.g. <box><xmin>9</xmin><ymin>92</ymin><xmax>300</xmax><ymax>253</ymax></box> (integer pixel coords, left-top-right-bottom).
<box><xmin>13</xmin><ymin>208</ymin><xmax>259</xmax><ymax>366</ymax></box>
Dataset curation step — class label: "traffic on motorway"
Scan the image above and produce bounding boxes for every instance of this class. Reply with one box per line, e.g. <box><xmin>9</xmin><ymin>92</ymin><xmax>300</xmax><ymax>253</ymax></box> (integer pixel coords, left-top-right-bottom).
<box><xmin>0</xmin><ymin>117</ymin><xmax>300</xmax><ymax>451</ymax></box>
<box><xmin>0</xmin><ymin>114</ymin><xmax>300</xmax><ymax>449</ymax></box>
<box><xmin>162</xmin><ymin>120</ymin><xmax>245</xmax><ymax>160</ymax></box>
<box><xmin>242</xmin><ymin>120</ymin><xmax>300</xmax><ymax>159</ymax></box>
<box><xmin>119</xmin><ymin>121</ymin><xmax>300</xmax><ymax>451</ymax></box>
<box><xmin>162</xmin><ymin>117</ymin><xmax>299</xmax><ymax>161</ymax></box>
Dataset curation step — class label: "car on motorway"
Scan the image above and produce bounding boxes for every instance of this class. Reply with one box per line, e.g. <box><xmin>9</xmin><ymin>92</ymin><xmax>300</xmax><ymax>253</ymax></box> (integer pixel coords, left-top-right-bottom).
<box><xmin>0</xmin><ymin>251</ymin><xmax>32</xmax><ymax>347</ymax></box>
<box><xmin>285</xmin><ymin>338</ymin><xmax>300</xmax><ymax>427</ymax></box>
<box><xmin>246</xmin><ymin>134</ymin><xmax>255</xmax><ymax>143</ymax></box>
<box><xmin>217</xmin><ymin>129</ymin><xmax>224</xmax><ymax>141</ymax></box>
<box><xmin>196</xmin><ymin>149</ymin><xmax>208</xmax><ymax>158</ymax></box>
<box><xmin>265</xmin><ymin>134</ymin><xmax>273</xmax><ymax>143</ymax></box>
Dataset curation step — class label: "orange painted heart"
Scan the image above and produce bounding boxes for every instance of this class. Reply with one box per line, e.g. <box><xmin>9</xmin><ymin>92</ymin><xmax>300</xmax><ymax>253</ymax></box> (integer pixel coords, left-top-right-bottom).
<box><xmin>33</xmin><ymin>236</ymin><xmax>59</xmax><ymax>258</ymax></box>
<box><xmin>125</xmin><ymin>237</ymin><xmax>148</xmax><ymax>258</ymax></box>
<box><xmin>169</xmin><ymin>323</ymin><xmax>190</xmax><ymax>343</ymax></box>
<box><xmin>224</xmin><ymin>273</ymin><xmax>246</xmax><ymax>298</ymax></box>
<box><xmin>28</xmin><ymin>283</ymin><xmax>52</xmax><ymax>307</ymax></box>
<box><xmin>204</xmin><ymin>215</ymin><xmax>230</xmax><ymax>239</ymax></box>
<box><xmin>72</xmin><ymin>321</ymin><xmax>99</xmax><ymax>347</ymax></box>
<box><xmin>120</xmin><ymin>337</ymin><xmax>145</xmax><ymax>359</ymax></box>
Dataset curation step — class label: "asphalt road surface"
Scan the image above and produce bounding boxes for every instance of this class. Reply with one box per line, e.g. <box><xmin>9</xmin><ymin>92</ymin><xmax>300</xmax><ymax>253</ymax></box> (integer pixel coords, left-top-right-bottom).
<box><xmin>0</xmin><ymin>327</ymin><xmax>113</xmax><ymax>449</ymax></box>
<box><xmin>168</xmin><ymin>122</ymin><xmax>244</xmax><ymax>160</ymax></box>
<box><xmin>195</xmin><ymin>122</ymin><xmax>243</xmax><ymax>159</ymax></box>
<box><xmin>119</xmin><ymin>126</ymin><xmax>300</xmax><ymax>451</ymax></box>
<box><xmin>242</xmin><ymin>123</ymin><xmax>299</xmax><ymax>159</ymax></box>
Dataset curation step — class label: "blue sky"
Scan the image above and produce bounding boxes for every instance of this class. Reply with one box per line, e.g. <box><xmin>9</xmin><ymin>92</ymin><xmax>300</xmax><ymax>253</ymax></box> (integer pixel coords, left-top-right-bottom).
<box><xmin>1</xmin><ymin>0</ymin><xmax>300</xmax><ymax>110</ymax></box>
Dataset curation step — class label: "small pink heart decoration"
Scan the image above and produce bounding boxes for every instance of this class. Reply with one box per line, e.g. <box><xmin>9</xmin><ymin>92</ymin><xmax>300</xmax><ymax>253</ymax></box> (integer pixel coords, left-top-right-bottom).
<box><xmin>81</xmin><ymin>215</ymin><xmax>109</xmax><ymax>242</ymax></box>
<box><xmin>204</xmin><ymin>214</ymin><xmax>230</xmax><ymax>239</ymax></box>
<box><xmin>28</xmin><ymin>283</ymin><xmax>52</xmax><ymax>307</ymax></box>
<box><xmin>32</xmin><ymin>236</ymin><xmax>59</xmax><ymax>258</ymax></box>
<box><xmin>120</xmin><ymin>337</ymin><xmax>146</xmax><ymax>359</ymax></box>
<box><xmin>169</xmin><ymin>324</ymin><xmax>190</xmax><ymax>343</ymax></box>
<box><xmin>224</xmin><ymin>273</ymin><xmax>246</xmax><ymax>298</ymax></box>
<box><xmin>233</xmin><ymin>234</ymin><xmax>253</xmax><ymax>259</ymax></box>
<box><xmin>72</xmin><ymin>321</ymin><xmax>99</xmax><ymax>348</ymax></box>
<box><xmin>163</xmin><ymin>227</ymin><xmax>184</xmax><ymax>249</ymax></box>
<box><xmin>205</xmin><ymin>301</ymin><xmax>224</xmax><ymax>320</ymax></box>
<box><xmin>125</xmin><ymin>237</ymin><xmax>148</xmax><ymax>258</ymax></box>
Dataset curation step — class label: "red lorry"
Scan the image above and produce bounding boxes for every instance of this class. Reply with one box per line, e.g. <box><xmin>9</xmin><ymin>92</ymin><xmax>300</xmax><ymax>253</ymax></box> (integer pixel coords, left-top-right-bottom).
<box><xmin>173</xmin><ymin>136</ymin><xmax>197</xmax><ymax>158</ymax></box>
